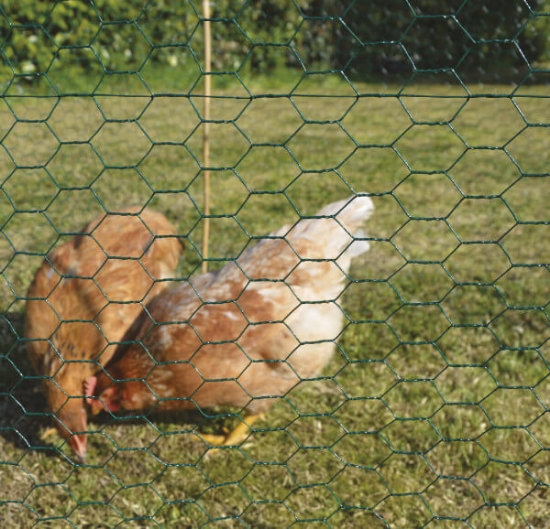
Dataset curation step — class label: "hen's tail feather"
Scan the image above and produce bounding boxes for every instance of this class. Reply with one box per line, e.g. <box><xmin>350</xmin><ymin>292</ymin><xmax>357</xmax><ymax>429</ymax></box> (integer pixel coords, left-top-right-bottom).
<box><xmin>318</xmin><ymin>195</ymin><xmax>374</xmax><ymax>233</ymax></box>
<box><xmin>280</xmin><ymin>195</ymin><xmax>374</xmax><ymax>236</ymax></box>
<box><xmin>275</xmin><ymin>195</ymin><xmax>374</xmax><ymax>261</ymax></box>
<box><xmin>341</xmin><ymin>228</ymin><xmax>370</xmax><ymax>259</ymax></box>
<box><xmin>274</xmin><ymin>194</ymin><xmax>372</xmax><ymax>230</ymax></box>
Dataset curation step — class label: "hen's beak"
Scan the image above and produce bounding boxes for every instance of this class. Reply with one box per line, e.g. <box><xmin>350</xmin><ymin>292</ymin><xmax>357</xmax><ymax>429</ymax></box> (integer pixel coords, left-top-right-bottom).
<box><xmin>84</xmin><ymin>376</ymin><xmax>102</xmax><ymax>416</ymax></box>
<box><xmin>68</xmin><ymin>434</ymin><xmax>87</xmax><ymax>463</ymax></box>
<box><xmin>87</xmin><ymin>399</ymin><xmax>103</xmax><ymax>416</ymax></box>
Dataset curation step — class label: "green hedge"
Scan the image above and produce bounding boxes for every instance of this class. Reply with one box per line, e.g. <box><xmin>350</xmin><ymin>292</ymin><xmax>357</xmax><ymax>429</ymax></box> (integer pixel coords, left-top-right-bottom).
<box><xmin>334</xmin><ymin>0</ymin><xmax>550</xmax><ymax>79</ymax></box>
<box><xmin>0</xmin><ymin>0</ymin><xmax>549</xmax><ymax>83</ymax></box>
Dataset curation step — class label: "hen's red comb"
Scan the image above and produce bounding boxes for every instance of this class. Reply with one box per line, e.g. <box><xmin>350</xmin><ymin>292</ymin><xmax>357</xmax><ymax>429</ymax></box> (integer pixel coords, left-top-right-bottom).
<box><xmin>84</xmin><ymin>376</ymin><xmax>97</xmax><ymax>398</ymax></box>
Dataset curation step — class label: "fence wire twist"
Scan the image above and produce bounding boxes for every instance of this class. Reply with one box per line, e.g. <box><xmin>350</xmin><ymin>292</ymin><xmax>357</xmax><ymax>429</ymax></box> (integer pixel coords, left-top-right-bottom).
<box><xmin>0</xmin><ymin>1</ymin><xmax>549</xmax><ymax>527</ymax></box>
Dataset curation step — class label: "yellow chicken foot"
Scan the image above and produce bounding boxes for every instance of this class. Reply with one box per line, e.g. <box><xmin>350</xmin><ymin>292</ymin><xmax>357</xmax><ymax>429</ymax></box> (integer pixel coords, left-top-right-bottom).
<box><xmin>197</xmin><ymin>432</ymin><xmax>227</xmax><ymax>444</ymax></box>
<box><xmin>198</xmin><ymin>413</ymin><xmax>265</xmax><ymax>447</ymax></box>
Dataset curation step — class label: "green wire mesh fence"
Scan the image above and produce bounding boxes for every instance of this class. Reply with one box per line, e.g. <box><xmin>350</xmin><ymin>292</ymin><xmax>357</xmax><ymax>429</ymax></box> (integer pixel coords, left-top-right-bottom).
<box><xmin>1</xmin><ymin>0</ymin><xmax>550</xmax><ymax>526</ymax></box>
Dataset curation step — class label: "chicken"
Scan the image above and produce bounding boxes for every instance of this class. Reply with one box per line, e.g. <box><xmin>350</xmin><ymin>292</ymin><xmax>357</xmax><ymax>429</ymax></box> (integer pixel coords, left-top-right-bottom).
<box><xmin>25</xmin><ymin>207</ymin><xmax>183</xmax><ymax>461</ymax></box>
<box><xmin>85</xmin><ymin>196</ymin><xmax>374</xmax><ymax>447</ymax></box>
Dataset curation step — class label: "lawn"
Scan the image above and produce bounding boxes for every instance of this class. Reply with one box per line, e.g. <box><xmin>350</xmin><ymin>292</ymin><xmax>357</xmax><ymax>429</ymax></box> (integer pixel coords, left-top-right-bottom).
<box><xmin>0</xmin><ymin>70</ymin><xmax>549</xmax><ymax>527</ymax></box>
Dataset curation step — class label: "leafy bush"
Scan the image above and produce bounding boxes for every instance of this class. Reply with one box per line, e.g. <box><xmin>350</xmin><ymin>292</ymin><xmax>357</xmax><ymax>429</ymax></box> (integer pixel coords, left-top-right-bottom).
<box><xmin>0</xmin><ymin>0</ymin><xmax>548</xmax><ymax>83</ymax></box>
<box><xmin>327</xmin><ymin>0</ymin><xmax>550</xmax><ymax>80</ymax></box>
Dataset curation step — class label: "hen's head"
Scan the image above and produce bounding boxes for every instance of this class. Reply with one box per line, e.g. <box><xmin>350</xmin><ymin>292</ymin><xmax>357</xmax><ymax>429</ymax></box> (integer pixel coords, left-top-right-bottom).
<box><xmin>54</xmin><ymin>400</ymin><xmax>88</xmax><ymax>462</ymax></box>
<box><xmin>84</xmin><ymin>375</ymin><xmax>121</xmax><ymax>415</ymax></box>
<box><xmin>43</xmin><ymin>380</ymin><xmax>88</xmax><ymax>462</ymax></box>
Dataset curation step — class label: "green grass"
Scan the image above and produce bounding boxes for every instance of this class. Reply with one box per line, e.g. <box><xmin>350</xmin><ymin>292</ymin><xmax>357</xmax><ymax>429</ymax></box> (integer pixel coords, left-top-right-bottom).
<box><xmin>0</xmin><ymin>71</ymin><xmax>549</xmax><ymax>528</ymax></box>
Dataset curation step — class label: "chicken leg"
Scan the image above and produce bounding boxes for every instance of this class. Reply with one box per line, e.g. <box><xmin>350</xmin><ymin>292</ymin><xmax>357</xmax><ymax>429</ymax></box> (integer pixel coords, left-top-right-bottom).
<box><xmin>198</xmin><ymin>413</ymin><xmax>265</xmax><ymax>447</ymax></box>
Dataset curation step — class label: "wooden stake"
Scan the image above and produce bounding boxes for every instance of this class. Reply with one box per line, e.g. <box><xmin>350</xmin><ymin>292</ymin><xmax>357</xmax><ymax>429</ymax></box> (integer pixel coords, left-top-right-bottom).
<box><xmin>202</xmin><ymin>0</ymin><xmax>211</xmax><ymax>274</ymax></box>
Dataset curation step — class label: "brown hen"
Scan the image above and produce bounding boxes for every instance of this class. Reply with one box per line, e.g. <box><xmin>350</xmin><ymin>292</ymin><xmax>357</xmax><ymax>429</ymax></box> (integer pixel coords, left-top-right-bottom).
<box><xmin>85</xmin><ymin>196</ymin><xmax>374</xmax><ymax>449</ymax></box>
<box><xmin>25</xmin><ymin>207</ymin><xmax>183</xmax><ymax>461</ymax></box>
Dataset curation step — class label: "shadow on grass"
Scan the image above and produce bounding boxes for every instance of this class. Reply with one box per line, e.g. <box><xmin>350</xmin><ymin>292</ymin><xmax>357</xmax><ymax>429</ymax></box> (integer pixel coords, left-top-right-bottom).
<box><xmin>0</xmin><ymin>311</ymin><xmax>59</xmax><ymax>456</ymax></box>
<box><xmin>90</xmin><ymin>406</ymin><xmax>244</xmax><ymax>440</ymax></box>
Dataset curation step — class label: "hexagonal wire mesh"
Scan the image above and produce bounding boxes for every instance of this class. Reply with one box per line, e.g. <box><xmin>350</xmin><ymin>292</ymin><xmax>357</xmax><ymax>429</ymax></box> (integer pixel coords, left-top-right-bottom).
<box><xmin>0</xmin><ymin>0</ymin><xmax>549</xmax><ymax>527</ymax></box>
